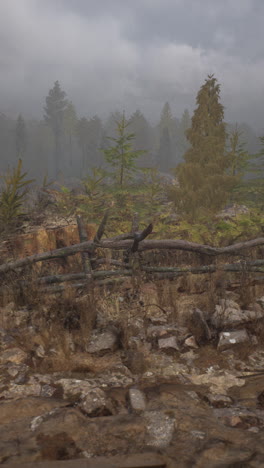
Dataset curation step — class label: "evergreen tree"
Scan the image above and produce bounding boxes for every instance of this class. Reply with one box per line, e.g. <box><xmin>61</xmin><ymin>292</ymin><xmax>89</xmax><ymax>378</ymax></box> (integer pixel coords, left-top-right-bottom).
<box><xmin>76</xmin><ymin>117</ymin><xmax>89</xmax><ymax>173</ymax></box>
<box><xmin>63</xmin><ymin>101</ymin><xmax>77</xmax><ymax>168</ymax></box>
<box><xmin>102</xmin><ymin>113</ymin><xmax>146</xmax><ymax>188</ymax></box>
<box><xmin>76</xmin><ymin>116</ymin><xmax>103</xmax><ymax>174</ymax></box>
<box><xmin>15</xmin><ymin>114</ymin><xmax>27</xmax><ymax>159</ymax></box>
<box><xmin>227</xmin><ymin>126</ymin><xmax>249</xmax><ymax>177</ymax></box>
<box><xmin>157</xmin><ymin>102</ymin><xmax>175</xmax><ymax>171</ymax></box>
<box><xmin>176</xmin><ymin>109</ymin><xmax>191</xmax><ymax>162</ymax></box>
<box><xmin>158</xmin><ymin>127</ymin><xmax>172</xmax><ymax>172</ymax></box>
<box><xmin>171</xmin><ymin>75</ymin><xmax>236</xmax><ymax>218</ymax></box>
<box><xmin>243</xmin><ymin>135</ymin><xmax>264</xmax><ymax>209</ymax></box>
<box><xmin>128</xmin><ymin>109</ymin><xmax>152</xmax><ymax>166</ymax></box>
<box><xmin>104</xmin><ymin>111</ymin><xmax>123</xmax><ymax>139</ymax></box>
<box><xmin>159</xmin><ymin>102</ymin><xmax>174</xmax><ymax>133</ymax></box>
<box><xmin>44</xmin><ymin>81</ymin><xmax>68</xmax><ymax>178</ymax></box>
<box><xmin>28</xmin><ymin>120</ymin><xmax>53</xmax><ymax>179</ymax></box>
<box><xmin>86</xmin><ymin>115</ymin><xmax>103</xmax><ymax>167</ymax></box>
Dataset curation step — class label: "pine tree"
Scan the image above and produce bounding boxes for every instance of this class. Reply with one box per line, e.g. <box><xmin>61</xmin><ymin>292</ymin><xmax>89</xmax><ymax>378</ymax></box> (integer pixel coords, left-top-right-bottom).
<box><xmin>128</xmin><ymin>109</ymin><xmax>152</xmax><ymax>166</ymax></box>
<box><xmin>44</xmin><ymin>81</ymin><xmax>68</xmax><ymax>178</ymax></box>
<box><xmin>244</xmin><ymin>135</ymin><xmax>264</xmax><ymax>209</ymax></box>
<box><xmin>158</xmin><ymin>127</ymin><xmax>172</xmax><ymax>172</ymax></box>
<box><xmin>227</xmin><ymin>126</ymin><xmax>249</xmax><ymax>177</ymax></box>
<box><xmin>157</xmin><ymin>102</ymin><xmax>175</xmax><ymax>171</ymax></box>
<box><xmin>86</xmin><ymin>116</ymin><xmax>103</xmax><ymax>167</ymax></box>
<box><xmin>171</xmin><ymin>75</ymin><xmax>236</xmax><ymax>218</ymax></box>
<box><xmin>63</xmin><ymin>101</ymin><xmax>77</xmax><ymax>168</ymax></box>
<box><xmin>102</xmin><ymin>113</ymin><xmax>146</xmax><ymax>188</ymax></box>
<box><xmin>176</xmin><ymin>109</ymin><xmax>191</xmax><ymax>162</ymax></box>
<box><xmin>159</xmin><ymin>102</ymin><xmax>174</xmax><ymax>133</ymax></box>
<box><xmin>76</xmin><ymin>117</ymin><xmax>89</xmax><ymax>172</ymax></box>
<box><xmin>76</xmin><ymin>116</ymin><xmax>103</xmax><ymax>174</ymax></box>
<box><xmin>15</xmin><ymin>114</ymin><xmax>27</xmax><ymax>159</ymax></box>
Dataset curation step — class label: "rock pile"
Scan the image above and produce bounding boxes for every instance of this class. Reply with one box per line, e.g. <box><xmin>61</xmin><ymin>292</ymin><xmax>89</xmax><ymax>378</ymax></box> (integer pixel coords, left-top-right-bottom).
<box><xmin>1</xmin><ymin>293</ymin><xmax>264</xmax><ymax>466</ymax></box>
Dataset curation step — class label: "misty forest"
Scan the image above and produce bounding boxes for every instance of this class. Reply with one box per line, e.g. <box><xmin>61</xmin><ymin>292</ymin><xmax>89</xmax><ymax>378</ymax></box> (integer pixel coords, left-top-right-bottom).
<box><xmin>0</xmin><ymin>74</ymin><xmax>264</xmax><ymax>239</ymax></box>
<box><xmin>1</xmin><ymin>3</ymin><xmax>264</xmax><ymax>467</ymax></box>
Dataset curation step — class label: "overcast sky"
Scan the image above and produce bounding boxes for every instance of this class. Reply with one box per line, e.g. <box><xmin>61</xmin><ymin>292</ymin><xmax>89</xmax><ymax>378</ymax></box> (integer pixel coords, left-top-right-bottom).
<box><xmin>0</xmin><ymin>0</ymin><xmax>263</xmax><ymax>129</ymax></box>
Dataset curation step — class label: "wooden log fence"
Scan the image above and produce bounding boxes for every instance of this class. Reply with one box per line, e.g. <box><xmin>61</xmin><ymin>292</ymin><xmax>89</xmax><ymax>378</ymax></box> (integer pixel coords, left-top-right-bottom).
<box><xmin>0</xmin><ymin>212</ymin><xmax>263</xmax><ymax>293</ymax></box>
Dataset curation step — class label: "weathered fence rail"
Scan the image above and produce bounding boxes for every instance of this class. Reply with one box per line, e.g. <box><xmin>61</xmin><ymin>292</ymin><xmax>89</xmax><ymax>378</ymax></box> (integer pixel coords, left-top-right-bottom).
<box><xmin>0</xmin><ymin>213</ymin><xmax>263</xmax><ymax>293</ymax></box>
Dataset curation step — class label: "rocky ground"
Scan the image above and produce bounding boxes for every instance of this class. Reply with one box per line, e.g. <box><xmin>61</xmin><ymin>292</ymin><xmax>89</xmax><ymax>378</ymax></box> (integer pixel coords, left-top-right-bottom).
<box><xmin>1</xmin><ymin>279</ymin><xmax>264</xmax><ymax>467</ymax></box>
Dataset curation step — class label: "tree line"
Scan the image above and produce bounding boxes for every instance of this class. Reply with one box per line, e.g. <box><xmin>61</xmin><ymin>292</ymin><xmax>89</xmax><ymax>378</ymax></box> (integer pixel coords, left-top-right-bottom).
<box><xmin>0</xmin><ymin>80</ymin><xmax>194</xmax><ymax>181</ymax></box>
<box><xmin>0</xmin><ymin>79</ymin><xmax>261</xmax><ymax>183</ymax></box>
<box><xmin>0</xmin><ymin>75</ymin><xmax>263</xmax><ymax>222</ymax></box>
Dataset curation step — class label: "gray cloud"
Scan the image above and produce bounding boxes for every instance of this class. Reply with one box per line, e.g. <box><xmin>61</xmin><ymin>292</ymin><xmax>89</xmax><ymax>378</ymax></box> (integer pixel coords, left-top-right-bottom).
<box><xmin>0</xmin><ymin>0</ymin><xmax>264</xmax><ymax>130</ymax></box>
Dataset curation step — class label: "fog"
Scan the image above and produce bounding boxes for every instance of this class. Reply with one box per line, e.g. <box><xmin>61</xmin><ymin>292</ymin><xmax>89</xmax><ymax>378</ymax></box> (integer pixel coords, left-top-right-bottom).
<box><xmin>0</xmin><ymin>0</ymin><xmax>264</xmax><ymax>129</ymax></box>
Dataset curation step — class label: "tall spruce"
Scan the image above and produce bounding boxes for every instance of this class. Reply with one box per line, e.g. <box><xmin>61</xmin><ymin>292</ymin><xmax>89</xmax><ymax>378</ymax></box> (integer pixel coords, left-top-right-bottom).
<box><xmin>76</xmin><ymin>117</ymin><xmax>89</xmax><ymax>172</ymax></box>
<box><xmin>157</xmin><ymin>102</ymin><xmax>174</xmax><ymax>171</ymax></box>
<box><xmin>245</xmin><ymin>135</ymin><xmax>264</xmax><ymax>209</ymax></box>
<box><xmin>128</xmin><ymin>110</ymin><xmax>152</xmax><ymax>166</ymax></box>
<box><xmin>176</xmin><ymin>109</ymin><xmax>191</xmax><ymax>162</ymax></box>
<box><xmin>76</xmin><ymin>116</ymin><xmax>103</xmax><ymax>174</ymax></box>
<box><xmin>227</xmin><ymin>126</ymin><xmax>249</xmax><ymax>177</ymax></box>
<box><xmin>63</xmin><ymin>101</ymin><xmax>77</xmax><ymax>168</ymax></box>
<box><xmin>44</xmin><ymin>81</ymin><xmax>68</xmax><ymax>178</ymax></box>
<box><xmin>15</xmin><ymin>114</ymin><xmax>27</xmax><ymax>159</ymax></box>
<box><xmin>172</xmin><ymin>75</ymin><xmax>236</xmax><ymax>218</ymax></box>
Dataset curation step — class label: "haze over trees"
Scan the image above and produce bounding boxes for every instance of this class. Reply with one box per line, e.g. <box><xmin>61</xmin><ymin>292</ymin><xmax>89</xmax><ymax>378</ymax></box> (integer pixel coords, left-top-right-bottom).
<box><xmin>0</xmin><ymin>74</ymin><xmax>263</xmax><ymax>231</ymax></box>
<box><xmin>0</xmin><ymin>76</ymin><xmax>260</xmax><ymax>185</ymax></box>
<box><xmin>43</xmin><ymin>80</ymin><xmax>68</xmax><ymax>178</ymax></box>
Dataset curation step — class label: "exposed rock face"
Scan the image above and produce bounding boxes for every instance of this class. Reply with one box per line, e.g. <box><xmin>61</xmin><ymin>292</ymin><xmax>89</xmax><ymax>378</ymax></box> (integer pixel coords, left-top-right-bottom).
<box><xmin>0</xmin><ymin>223</ymin><xmax>97</xmax><ymax>260</ymax></box>
<box><xmin>2</xmin><ymin>290</ymin><xmax>264</xmax><ymax>466</ymax></box>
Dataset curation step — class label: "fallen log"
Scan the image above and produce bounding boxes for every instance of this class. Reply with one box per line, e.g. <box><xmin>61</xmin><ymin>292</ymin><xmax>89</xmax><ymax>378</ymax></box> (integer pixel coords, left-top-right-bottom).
<box><xmin>18</xmin><ymin>260</ymin><xmax>264</xmax><ymax>287</ymax></box>
<box><xmin>0</xmin><ymin>236</ymin><xmax>263</xmax><ymax>275</ymax></box>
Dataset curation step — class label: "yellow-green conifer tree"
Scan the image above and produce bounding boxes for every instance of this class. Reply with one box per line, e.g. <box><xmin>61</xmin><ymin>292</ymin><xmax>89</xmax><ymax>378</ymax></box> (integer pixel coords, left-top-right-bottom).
<box><xmin>171</xmin><ymin>75</ymin><xmax>236</xmax><ymax>218</ymax></box>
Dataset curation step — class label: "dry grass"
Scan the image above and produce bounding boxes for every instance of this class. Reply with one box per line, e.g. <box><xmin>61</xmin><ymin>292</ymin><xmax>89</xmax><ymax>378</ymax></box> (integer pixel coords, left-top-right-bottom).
<box><xmin>0</xmin><ymin>243</ymin><xmax>263</xmax><ymax>373</ymax></box>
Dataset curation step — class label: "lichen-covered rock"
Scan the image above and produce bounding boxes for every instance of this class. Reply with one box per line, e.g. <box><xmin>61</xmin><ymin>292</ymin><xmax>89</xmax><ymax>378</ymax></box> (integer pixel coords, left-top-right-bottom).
<box><xmin>184</xmin><ymin>335</ymin><xmax>199</xmax><ymax>349</ymax></box>
<box><xmin>206</xmin><ymin>393</ymin><xmax>233</xmax><ymax>408</ymax></box>
<box><xmin>54</xmin><ymin>378</ymin><xmax>94</xmax><ymax>400</ymax></box>
<box><xmin>79</xmin><ymin>387</ymin><xmax>114</xmax><ymax>416</ymax></box>
<box><xmin>0</xmin><ymin>347</ymin><xmax>28</xmax><ymax>365</ymax></box>
<box><xmin>146</xmin><ymin>325</ymin><xmax>177</xmax><ymax>340</ymax></box>
<box><xmin>212</xmin><ymin>299</ymin><xmax>264</xmax><ymax>329</ymax></box>
<box><xmin>129</xmin><ymin>388</ymin><xmax>147</xmax><ymax>413</ymax></box>
<box><xmin>144</xmin><ymin>410</ymin><xmax>176</xmax><ymax>448</ymax></box>
<box><xmin>218</xmin><ymin>329</ymin><xmax>250</xmax><ymax>351</ymax></box>
<box><xmin>189</xmin><ymin>371</ymin><xmax>245</xmax><ymax>395</ymax></box>
<box><xmin>158</xmin><ymin>336</ymin><xmax>180</xmax><ymax>352</ymax></box>
<box><xmin>86</xmin><ymin>329</ymin><xmax>119</xmax><ymax>355</ymax></box>
<box><xmin>0</xmin><ymin>382</ymin><xmax>42</xmax><ymax>399</ymax></box>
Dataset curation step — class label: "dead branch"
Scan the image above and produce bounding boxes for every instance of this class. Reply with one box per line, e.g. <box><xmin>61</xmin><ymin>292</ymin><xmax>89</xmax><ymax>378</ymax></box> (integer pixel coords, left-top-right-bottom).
<box><xmin>18</xmin><ymin>259</ymin><xmax>264</xmax><ymax>287</ymax></box>
<box><xmin>76</xmin><ymin>215</ymin><xmax>92</xmax><ymax>275</ymax></box>
<box><xmin>94</xmin><ymin>210</ymin><xmax>109</xmax><ymax>242</ymax></box>
<box><xmin>0</xmin><ymin>236</ymin><xmax>264</xmax><ymax>275</ymax></box>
